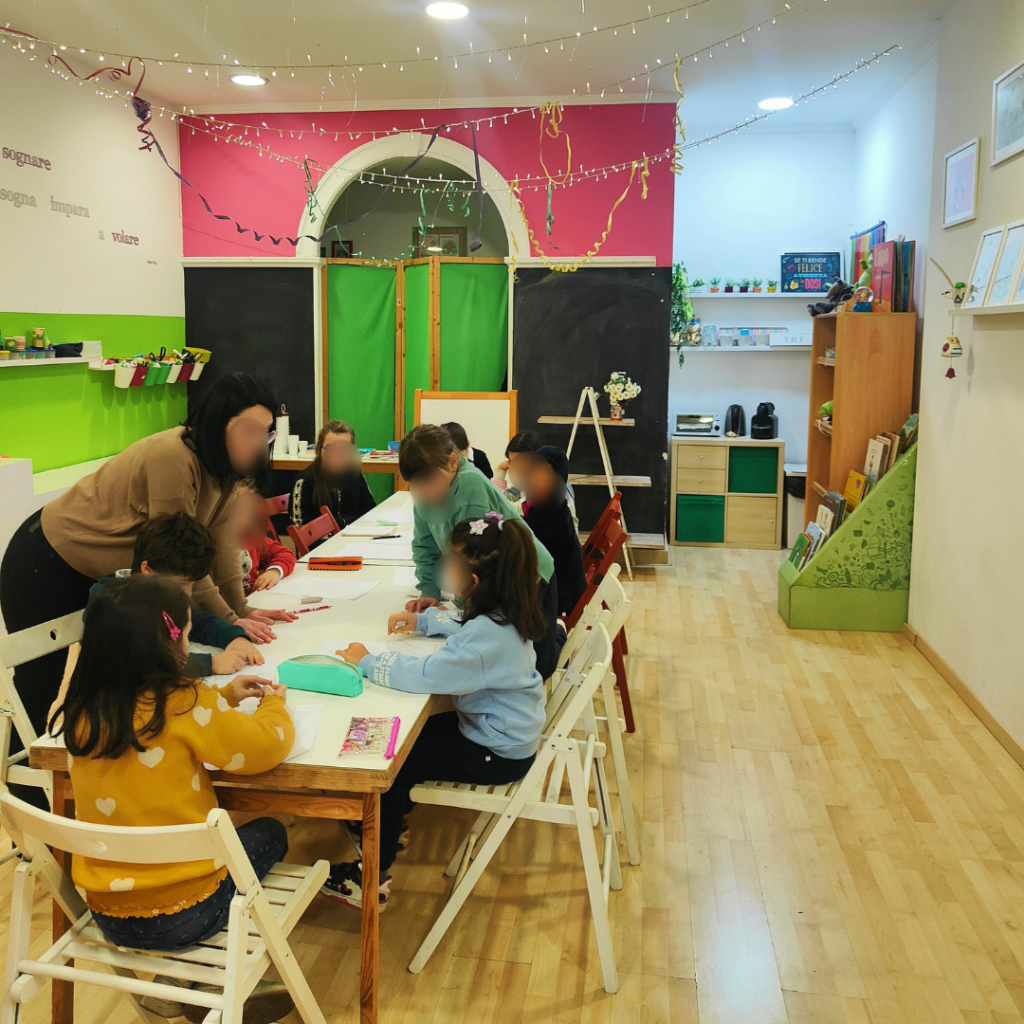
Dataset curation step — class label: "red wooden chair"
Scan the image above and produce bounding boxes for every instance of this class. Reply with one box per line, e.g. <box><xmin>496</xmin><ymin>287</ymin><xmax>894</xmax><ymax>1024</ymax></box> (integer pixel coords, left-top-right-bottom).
<box><xmin>581</xmin><ymin>491</ymin><xmax>622</xmax><ymax>564</ymax></box>
<box><xmin>286</xmin><ymin>506</ymin><xmax>340</xmax><ymax>559</ymax></box>
<box><xmin>566</xmin><ymin>516</ymin><xmax>635</xmax><ymax>733</ymax></box>
<box><xmin>264</xmin><ymin>493</ymin><xmax>291</xmax><ymax>542</ymax></box>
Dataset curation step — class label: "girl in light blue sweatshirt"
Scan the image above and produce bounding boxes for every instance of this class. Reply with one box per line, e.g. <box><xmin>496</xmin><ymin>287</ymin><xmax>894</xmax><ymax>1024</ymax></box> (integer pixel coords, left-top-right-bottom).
<box><xmin>323</xmin><ymin>512</ymin><xmax>547</xmax><ymax>912</ymax></box>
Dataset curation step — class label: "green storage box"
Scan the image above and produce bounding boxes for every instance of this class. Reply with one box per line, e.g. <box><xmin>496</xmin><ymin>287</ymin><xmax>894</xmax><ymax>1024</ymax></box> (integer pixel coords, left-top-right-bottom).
<box><xmin>675</xmin><ymin>495</ymin><xmax>725</xmax><ymax>543</ymax></box>
<box><xmin>278</xmin><ymin>655</ymin><xmax>364</xmax><ymax>696</ymax></box>
<box><xmin>728</xmin><ymin>446</ymin><xmax>778</xmax><ymax>493</ymax></box>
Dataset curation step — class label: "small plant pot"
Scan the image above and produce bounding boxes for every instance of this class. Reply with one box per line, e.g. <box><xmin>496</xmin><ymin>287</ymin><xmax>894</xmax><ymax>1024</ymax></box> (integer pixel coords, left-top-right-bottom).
<box><xmin>709</xmin><ymin>287</ymin><xmax>720</xmax><ymax>293</ymax></box>
<box><xmin>739</xmin><ymin>286</ymin><xmax>749</xmax><ymax>293</ymax></box>
<box><xmin>767</xmin><ymin>286</ymin><xmax>777</xmax><ymax>293</ymax></box>
<box><xmin>752</xmin><ymin>287</ymin><xmax>762</xmax><ymax>293</ymax></box>
<box><xmin>724</xmin><ymin>286</ymin><xmax>734</xmax><ymax>293</ymax></box>
<box><xmin>609</xmin><ymin>401</ymin><xmax>624</xmax><ymax>421</ymax></box>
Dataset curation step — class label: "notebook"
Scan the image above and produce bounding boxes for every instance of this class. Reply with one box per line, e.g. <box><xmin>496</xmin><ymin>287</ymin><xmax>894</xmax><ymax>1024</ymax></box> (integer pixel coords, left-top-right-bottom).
<box><xmin>339</xmin><ymin>717</ymin><xmax>401</xmax><ymax>759</ymax></box>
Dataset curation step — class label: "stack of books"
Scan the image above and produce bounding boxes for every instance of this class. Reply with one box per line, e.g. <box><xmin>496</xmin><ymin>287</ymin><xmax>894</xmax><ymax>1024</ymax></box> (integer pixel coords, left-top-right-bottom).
<box><xmin>789</xmin><ymin>413</ymin><xmax>919</xmax><ymax>571</ymax></box>
<box><xmin>870</xmin><ymin>239</ymin><xmax>917</xmax><ymax>312</ymax></box>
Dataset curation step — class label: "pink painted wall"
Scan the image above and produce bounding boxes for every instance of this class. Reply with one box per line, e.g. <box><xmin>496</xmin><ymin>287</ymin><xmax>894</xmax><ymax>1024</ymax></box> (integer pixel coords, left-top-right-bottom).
<box><xmin>178</xmin><ymin>104</ymin><xmax>675</xmax><ymax>264</ymax></box>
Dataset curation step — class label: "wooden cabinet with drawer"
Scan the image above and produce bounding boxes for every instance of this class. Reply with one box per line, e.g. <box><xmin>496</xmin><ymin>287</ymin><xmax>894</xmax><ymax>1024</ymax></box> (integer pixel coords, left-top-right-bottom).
<box><xmin>670</xmin><ymin>437</ymin><xmax>784</xmax><ymax>549</ymax></box>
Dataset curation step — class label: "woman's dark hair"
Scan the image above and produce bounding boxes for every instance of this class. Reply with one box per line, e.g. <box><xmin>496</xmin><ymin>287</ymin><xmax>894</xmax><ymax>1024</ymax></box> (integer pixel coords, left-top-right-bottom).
<box><xmin>181</xmin><ymin>372</ymin><xmax>277</xmax><ymax>486</ymax></box>
<box><xmin>505</xmin><ymin>430</ymin><xmax>545</xmax><ymax>458</ymax></box>
<box><xmin>448</xmin><ymin>517</ymin><xmax>546</xmax><ymax>642</ymax></box>
<box><xmin>440</xmin><ymin>421</ymin><xmax>469</xmax><ymax>451</ymax></box>
<box><xmin>50</xmin><ymin>575</ymin><xmax>193</xmax><ymax>759</ymax></box>
<box><xmin>399</xmin><ymin>424</ymin><xmax>458</xmax><ymax>482</ymax></box>
<box><xmin>131</xmin><ymin>512</ymin><xmax>218</xmax><ymax>580</ymax></box>
<box><xmin>303</xmin><ymin>420</ymin><xmax>357</xmax><ymax>510</ymax></box>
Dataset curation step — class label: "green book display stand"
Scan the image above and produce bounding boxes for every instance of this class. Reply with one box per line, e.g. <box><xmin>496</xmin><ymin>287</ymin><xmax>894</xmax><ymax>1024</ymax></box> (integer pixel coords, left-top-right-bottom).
<box><xmin>778</xmin><ymin>444</ymin><xmax>917</xmax><ymax>632</ymax></box>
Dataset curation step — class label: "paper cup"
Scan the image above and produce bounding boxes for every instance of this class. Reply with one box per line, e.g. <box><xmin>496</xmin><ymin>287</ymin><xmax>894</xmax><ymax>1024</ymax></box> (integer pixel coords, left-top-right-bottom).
<box><xmin>287</xmin><ymin>434</ymin><xmax>300</xmax><ymax>456</ymax></box>
<box><xmin>114</xmin><ymin>363</ymin><xmax>136</xmax><ymax>388</ymax></box>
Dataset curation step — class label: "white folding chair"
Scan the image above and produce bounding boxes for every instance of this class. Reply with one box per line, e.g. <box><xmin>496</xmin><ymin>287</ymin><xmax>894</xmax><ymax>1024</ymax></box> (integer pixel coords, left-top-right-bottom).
<box><xmin>0</xmin><ymin>609</ymin><xmax>84</xmax><ymax>805</ymax></box>
<box><xmin>549</xmin><ymin>566</ymin><xmax>640</xmax><ymax>865</ymax></box>
<box><xmin>0</xmin><ymin>750</ymin><xmax>330</xmax><ymax>1024</ymax></box>
<box><xmin>408</xmin><ymin>622</ymin><xmax>619</xmax><ymax>993</ymax></box>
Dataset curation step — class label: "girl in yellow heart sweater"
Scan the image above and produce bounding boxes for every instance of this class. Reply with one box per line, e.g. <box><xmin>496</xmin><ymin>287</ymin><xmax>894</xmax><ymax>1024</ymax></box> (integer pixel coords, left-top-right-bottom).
<box><xmin>49</xmin><ymin>573</ymin><xmax>295</xmax><ymax>953</ymax></box>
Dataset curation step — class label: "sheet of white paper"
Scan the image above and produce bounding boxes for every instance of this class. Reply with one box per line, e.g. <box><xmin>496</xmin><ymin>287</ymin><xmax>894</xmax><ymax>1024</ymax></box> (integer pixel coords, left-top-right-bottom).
<box><xmin>341</xmin><ymin>541</ymin><xmax>414</xmax><ymax>562</ymax></box>
<box><xmin>317</xmin><ymin>637</ymin><xmax>442</xmax><ymax>658</ymax></box>
<box><xmin>392</xmin><ymin>565</ymin><xmax>419</xmax><ymax>588</ymax></box>
<box><xmin>273</xmin><ymin>576</ymin><xmax>379</xmax><ymax>600</ymax></box>
<box><xmin>206</xmin><ymin>700</ymin><xmax>322</xmax><ymax>764</ymax></box>
<box><xmin>204</xmin><ymin>655</ymin><xmax>278</xmax><ymax>687</ymax></box>
<box><xmin>340</xmin><ymin>522</ymin><xmax>396</xmax><ymax>537</ymax></box>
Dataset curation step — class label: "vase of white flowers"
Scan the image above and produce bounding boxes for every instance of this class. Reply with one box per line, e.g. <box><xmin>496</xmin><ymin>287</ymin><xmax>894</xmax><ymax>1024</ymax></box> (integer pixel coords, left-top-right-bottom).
<box><xmin>604</xmin><ymin>371</ymin><xmax>641</xmax><ymax>421</ymax></box>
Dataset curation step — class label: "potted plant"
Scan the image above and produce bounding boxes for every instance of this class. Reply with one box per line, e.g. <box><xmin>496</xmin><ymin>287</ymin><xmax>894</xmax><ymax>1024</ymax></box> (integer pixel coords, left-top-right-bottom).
<box><xmin>690</xmin><ymin>278</ymin><xmax>705</xmax><ymax>295</ymax></box>
<box><xmin>709</xmin><ymin>277</ymin><xmax>721</xmax><ymax>293</ymax></box>
<box><xmin>752</xmin><ymin>278</ymin><xmax>763</xmax><ymax>293</ymax></box>
<box><xmin>724</xmin><ymin>278</ymin><xmax>735</xmax><ymax>293</ymax></box>
<box><xmin>670</xmin><ymin>263</ymin><xmax>694</xmax><ymax>347</ymax></box>
<box><xmin>739</xmin><ymin>278</ymin><xmax>751</xmax><ymax>293</ymax></box>
<box><xmin>767</xmin><ymin>279</ymin><xmax>778</xmax><ymax>293</ymax></box>
<box><xmin>604</xmin><ymin>371</ymin><xmax>641</xmax><ymax>421</ymax></box>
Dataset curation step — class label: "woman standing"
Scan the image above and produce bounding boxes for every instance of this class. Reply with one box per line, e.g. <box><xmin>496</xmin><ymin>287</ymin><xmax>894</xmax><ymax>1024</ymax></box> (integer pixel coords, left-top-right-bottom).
<box><xmin>0</xmin><ymin>372</ymin><xmax>295</xmax><ymax>749</ymax></box>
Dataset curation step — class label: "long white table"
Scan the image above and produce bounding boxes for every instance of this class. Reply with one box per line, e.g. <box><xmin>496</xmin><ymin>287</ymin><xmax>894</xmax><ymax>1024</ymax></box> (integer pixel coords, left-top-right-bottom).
<box><xmin>31</xmin><ymin>490</ymin><xmax>430</xmax><ymax>1024</ymax></box>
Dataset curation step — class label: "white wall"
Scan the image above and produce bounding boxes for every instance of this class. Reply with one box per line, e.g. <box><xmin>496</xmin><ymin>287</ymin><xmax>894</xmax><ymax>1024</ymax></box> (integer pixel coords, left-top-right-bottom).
<box><xmin>672</xmin><ymin>128</ymin><xmax>857</xmax><ymax>466</ymax></box>
<box><xmin>0</xmin><ymin>46</ymin><xmax>183</xmax><ymax>316</ymax></box>
<box><xmin>854</xmin><ymin>50</ymin><xmax>939</xmax><ymax>312</ymax></box>
<box><xmin>909</xmin><ymin>0</ymin><xmax>1024</xmax><ymax>747</ymax></box>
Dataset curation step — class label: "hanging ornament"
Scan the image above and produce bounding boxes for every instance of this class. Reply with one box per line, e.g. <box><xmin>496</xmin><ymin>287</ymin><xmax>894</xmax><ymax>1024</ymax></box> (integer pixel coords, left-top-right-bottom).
<box><xmin>941</xmin><ymin>333</ymin><xmax>962</xmax><ymax>379</ymax></box>
<box><xmin>546</xmin><ymin>181</ymin><xmax>555</xmax><ymax>236</ymax></box>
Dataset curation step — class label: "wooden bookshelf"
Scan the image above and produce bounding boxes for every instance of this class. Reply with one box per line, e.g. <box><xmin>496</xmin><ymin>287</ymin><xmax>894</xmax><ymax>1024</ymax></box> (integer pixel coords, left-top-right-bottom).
<box><xmin>804</xmin><ymin>310</ymin><xmax>916</xmax><ymax>528</ymax></box>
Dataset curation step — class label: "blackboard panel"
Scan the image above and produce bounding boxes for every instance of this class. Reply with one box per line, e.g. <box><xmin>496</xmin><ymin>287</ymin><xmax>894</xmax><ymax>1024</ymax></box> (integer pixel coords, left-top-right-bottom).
<box><xmin>513</xmin><ymin>267</ymin><xmax>671</xmax><ymax>536</ymax></box>
<box><xmin>185</xmin><ymin>267</ymin><xmax>317</xmax><ymax>443</ymax></box>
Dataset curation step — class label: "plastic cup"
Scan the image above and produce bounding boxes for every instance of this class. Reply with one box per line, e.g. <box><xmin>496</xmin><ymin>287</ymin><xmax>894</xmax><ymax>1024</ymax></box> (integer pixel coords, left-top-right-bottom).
<box><xmin>114</xmin><ymin>363</ymin><xmax>135</xmax><ymax>388</ymax></box>
<box><xmin>155</xmin><ymin>362</ymin><xmax>172</xmax><ymax>384</ymax></box>
<box><xmin>143</xmin><ymin>362</ymin><xmax>162</xmax><ymax>386</ymax></box>
<box><xmin>130</xmin><ymin>363</ymin><xmax>148</xmax><ymax>386</ymax></box>
<box><xmin>287</xmin><ymin>434</ymin><xmax>300</xmax><ymax>456</ymax></box>
<box><xmin>165</xmin><ymin>362</ymin><xmax>182</xmax><ymax>384</ymax></box>
<box><xmin>190</xmin><ymin>361</ymin><xmax>205</xmax><ymax>380</ymax></box>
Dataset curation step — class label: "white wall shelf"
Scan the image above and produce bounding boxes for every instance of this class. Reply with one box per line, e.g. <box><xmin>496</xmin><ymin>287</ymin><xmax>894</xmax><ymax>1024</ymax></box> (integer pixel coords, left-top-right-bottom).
<box><xmin>950</xmin><ymin>304</ymin><xmax>1024</xmax><ymax>317</ymax></box>
<box><xmin>0</xmin><ymin>357</ymin><xmax>92</xmax><ymax>370</ymax></box>
<box><xmin>677</xmin><ymin>346</ymin><xmax>812</xmax><ymax>353</ymax></box>
<box><xmin>689</xmin><ymin>292</ymin><xmax>822</xmax><ymax>299</ymax></box>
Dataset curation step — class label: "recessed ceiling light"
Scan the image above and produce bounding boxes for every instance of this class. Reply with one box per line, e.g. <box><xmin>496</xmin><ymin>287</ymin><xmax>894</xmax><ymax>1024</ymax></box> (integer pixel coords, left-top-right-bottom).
<box><xmin>230</xmin><ymin>73</ymin><xmax>267</xmax><ymax>86</ymax></box>
<box><xmin>758</xmin><ymin>96</ymin><xmax>793</xmax><ymax>111</ymax></box>
<box><xmin>426</xmin><ymin>2</ymin><xmax>469</xmax><ymax>19</ymax></box>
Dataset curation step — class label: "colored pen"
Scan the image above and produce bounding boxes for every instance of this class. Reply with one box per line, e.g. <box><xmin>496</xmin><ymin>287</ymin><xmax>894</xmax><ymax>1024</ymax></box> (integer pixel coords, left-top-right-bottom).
<box><xmin>371</xmin><ymin>533</ymin><xmax>402</xmax><ymax>540</ymax></box>
<box><xmin>295</xmin><ymin>604</ymin><xmax>330</xmax><ymax>614</ymax></box>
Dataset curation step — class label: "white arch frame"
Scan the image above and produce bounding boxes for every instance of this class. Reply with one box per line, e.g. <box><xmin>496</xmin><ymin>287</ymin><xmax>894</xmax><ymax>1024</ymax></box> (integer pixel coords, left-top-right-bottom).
<box><xmin>294</xmin><ymin>133</ymin><xmax>529</xmax><ymax>259</ymax></box>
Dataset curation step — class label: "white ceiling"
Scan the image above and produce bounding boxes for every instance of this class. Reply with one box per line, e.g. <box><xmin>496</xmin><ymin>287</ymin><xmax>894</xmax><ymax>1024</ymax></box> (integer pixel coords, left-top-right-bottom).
<box><xmin>2</xmin><ymin>0</ymin><xmax>954</xmax><ymax>128</ymax></box>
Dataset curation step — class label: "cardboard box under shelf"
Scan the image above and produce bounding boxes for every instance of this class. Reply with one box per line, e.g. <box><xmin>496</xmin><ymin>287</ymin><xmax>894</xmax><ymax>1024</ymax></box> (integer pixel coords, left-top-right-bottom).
<box><xmin>778</xmin><ymin>444</ymin><xmax>916</xmax><ymax>632</ymax></box>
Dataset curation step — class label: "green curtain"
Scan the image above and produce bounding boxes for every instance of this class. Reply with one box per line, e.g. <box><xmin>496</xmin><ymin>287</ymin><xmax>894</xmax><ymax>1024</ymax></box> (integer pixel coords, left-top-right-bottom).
<box><xmin>326</xmin><ymin>263</ymin><xmax>396</xmax><ymax>502</ymax></box>
<box><xmin>404</xmin><ymin>263</ymin><xmax>432</xmax><ymax>432</ymax></box>
<box><xmin>439</xmin><ymin>263</ymin><xmax>509</xmax><ymax>391</ymax></box>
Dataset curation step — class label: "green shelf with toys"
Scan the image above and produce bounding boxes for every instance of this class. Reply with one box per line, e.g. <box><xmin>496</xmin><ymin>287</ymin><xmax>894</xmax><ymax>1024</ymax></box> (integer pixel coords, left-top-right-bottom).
<box><xmin>778</xmin><ymin>442</ymin><xmax>917</xmax><ymax>632</ymax></box>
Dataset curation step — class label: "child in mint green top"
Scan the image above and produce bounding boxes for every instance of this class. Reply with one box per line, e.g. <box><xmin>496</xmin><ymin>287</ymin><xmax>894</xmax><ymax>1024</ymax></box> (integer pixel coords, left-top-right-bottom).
<box><xmin>399</xmin><ymin>424</ymin><xmax>561</xmax><ymax>677</ymax></box>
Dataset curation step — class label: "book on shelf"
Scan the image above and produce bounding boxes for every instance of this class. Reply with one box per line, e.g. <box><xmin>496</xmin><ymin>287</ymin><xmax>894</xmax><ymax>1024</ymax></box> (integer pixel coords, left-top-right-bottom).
<box><xmin>843</xmin><ymin>470</ymin><xmax>870</xmax><ymax>511</ymax></box>
<box><xmin>800</xmin><ymin>522</ymin><xmax>826</xmax><ymax>569</ymax></box>
<box><xmin>863</xmin><ymin>438</ymin><xmax>887</xmax><ymax>486</ymax></box>
<box><xmin>821</xmin><ymin>490</ymin><xmax>846</xmax><ymax>529</ymax></box>
<box><xmin>880</xmin><ymin>431</ymin><xmax>901</xmax><ymax>473</ymax></box>
<box><xmin>871</xmin><ymin>241</ymin><xmax>897</xmax><ymax>310</ymax></box>
<box><xmin>898</xmin><ymin>413</ymin><xmax>919</xmax><ymax>452</ymax></box>
<box><xmin>788</xmin><ymin>533</ymin><xmax>810</xmax><ymax>567</ymax></box>
<box><xmin>815</xmin><ymin>505</ymin><xmax>835</xmax><ymax>537</ymax></box>
<box><xmin>870</xmin><ymin>238</ymin><xmax>917</xmax><ymax>312</ymax></box>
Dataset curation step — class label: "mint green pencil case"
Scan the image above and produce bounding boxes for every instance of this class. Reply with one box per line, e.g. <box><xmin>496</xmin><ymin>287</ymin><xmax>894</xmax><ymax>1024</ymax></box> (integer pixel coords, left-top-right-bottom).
<box><xmin>278</xmin><ymin>655</ymin><xmax>363</xmax><ymax>697</ymax></box>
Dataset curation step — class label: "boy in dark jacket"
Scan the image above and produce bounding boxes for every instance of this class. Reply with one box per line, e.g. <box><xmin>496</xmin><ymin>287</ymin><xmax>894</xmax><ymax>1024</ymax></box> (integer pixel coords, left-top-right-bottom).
<box><xmin>89</xmin><ymin>512</ymin><xmax>264</xmax><ymax>678</ymax></box>
<box><xmin>521</xmin><ymin>446</ymin><xmax>586</xmax><ymax>618</ymax></box>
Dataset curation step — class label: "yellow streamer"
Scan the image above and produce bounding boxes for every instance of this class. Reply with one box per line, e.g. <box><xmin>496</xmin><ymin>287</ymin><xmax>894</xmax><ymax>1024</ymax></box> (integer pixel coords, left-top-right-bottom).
<box><xmin>510</xmin><ymin>158</ymin><xmax>649</xmax><ymax>274</ymax></box>
<box><xmin>538</xmin><ymin>102</ymin><xmax>572</xmax><ymax>187</ymax></box>
<box><xmin>670</xmin><ymin>58</ymin><xmax>687</xmax><ymax>175</ymax></box>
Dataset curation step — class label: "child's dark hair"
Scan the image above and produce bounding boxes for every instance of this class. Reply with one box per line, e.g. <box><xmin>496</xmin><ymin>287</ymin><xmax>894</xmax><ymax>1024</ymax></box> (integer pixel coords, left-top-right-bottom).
<box><xmin>131</xmin><ymin>512</ymin><xmax>218</xmax><ymax>581</ymax></box>
<box><xmin>505</xmin><ymin>430</ymin><xmax>544</xmax><ymax>458</ymax></box>
<box><xmin>440</xmin><ymin>421</ymin><xmax>469</xmax><ymax>451</ymax></box>
<box><xmin>303</xmin><ymin>419</ymin><xmax>357</xmax><ymax>509</ymax></box>
<box><xmin>50</xmin><ymin>575</ymin><xmax>193</xmax><ymax>759</ymax></box>
<box><xmin>448</xmin><ymin>516</ymin><xmax>546</xmax><ymax>642</ymax></box>
<box><xmin>399</xmin><ymin>424</ymin><xmax>458</xmax><ymax>482</ymax></box>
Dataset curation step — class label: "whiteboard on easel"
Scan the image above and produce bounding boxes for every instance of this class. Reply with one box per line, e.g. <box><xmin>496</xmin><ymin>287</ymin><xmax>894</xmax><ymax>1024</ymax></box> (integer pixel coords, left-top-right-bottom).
<box><xmin>414</xmin><ymin>391</ymin><xmax>518</xmax><ymax>468</ymax></box>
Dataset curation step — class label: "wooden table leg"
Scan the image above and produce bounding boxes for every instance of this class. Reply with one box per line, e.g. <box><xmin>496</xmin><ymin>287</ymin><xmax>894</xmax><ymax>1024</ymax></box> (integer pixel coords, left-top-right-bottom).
<box><xmin>360</xmin><ymin>792</ymin><xmax>380</xmax><ymax>1024</ymax></box>
<box><xmin>50</xmin><ymin>771</ymin><xmax>74</xmax><ymax>1024</ymax></box>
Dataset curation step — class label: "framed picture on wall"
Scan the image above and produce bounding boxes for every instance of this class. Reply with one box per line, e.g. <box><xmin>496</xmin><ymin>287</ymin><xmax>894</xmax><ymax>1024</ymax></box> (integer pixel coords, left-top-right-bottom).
<box><xmin>992</xmin><ymin>58</ymin><xmax>1024</xmax><ymax>165</ymax></box>
<box><xmin>964</xmin><ymin>225</ymin><xmax>1006</xmax><ymax>308</ymax></box>
<box><xmin>986</xmin><ymin>220</ymin><xmax>1024</xmax><ymax>306</ymax></box>
<box><xmin>330</xmin><ymin>240</ymin><xmax>355</xmax><ymax>258</ymax></box>
<box><xmin>942</xmin><ymin>138</ymin><xmax>980</xmax><ymax>227</ymax></box>
<box><xmin>413</xmin><ymin>226</ymin><xmax>466</xmax><ymax>258</ymax></box>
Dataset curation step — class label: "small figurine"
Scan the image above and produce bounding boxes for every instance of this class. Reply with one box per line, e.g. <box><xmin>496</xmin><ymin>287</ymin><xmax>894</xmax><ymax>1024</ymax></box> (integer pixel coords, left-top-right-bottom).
<box><xmin>942</xmin><ymin>334</ymin><xmax>963</xmax><ymax>378</ymax></box>
<box><xmin>852</xmin><ymin>285</ymin><xmax>874</xmax><ymax>313</ymax></box>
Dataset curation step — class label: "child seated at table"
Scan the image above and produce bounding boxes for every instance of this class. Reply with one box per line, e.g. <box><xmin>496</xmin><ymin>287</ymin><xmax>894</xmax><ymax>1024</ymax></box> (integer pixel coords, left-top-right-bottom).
<box><xmin>398</xmin><ymin>424</ymin><xmax>562</xmax><ymax>680</ymax></box>
<box><xmin>49</xmin><ymin>573</ymin><xmax>294</xmax><ymax>1014</ymax></box>
<box><xmin>290</xmin><ymin>420</ymin><xmax>377</xmax><ymax>543</ymax></box>
<box><xmin>326</xmin><ymin>514</ymin><xmax>545</xmax><ymax>910</ymax></box>
<box><xmin>521</xmin><ymin>446</ymin><xmax>586</xmax><ymax>618</ymax></box>
<box><xmin>494</xmin><ymin>430</ymin><xmax>578</xmax><ymax>529</ymax></box>
<box><xmin>235</xmin><ymin>481</ymin><xmax>296</xmax><ymax>594</ymax></box>
<box><xmin>440</xmin><ymin>420</ymin><xmax>492</xmax><ymax>479</ymax></box>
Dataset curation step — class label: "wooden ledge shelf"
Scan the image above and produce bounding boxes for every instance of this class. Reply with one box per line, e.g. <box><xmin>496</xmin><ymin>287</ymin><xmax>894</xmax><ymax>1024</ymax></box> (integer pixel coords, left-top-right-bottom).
<box><xmin>950</xmin><ymin>303</ymin><xmax>1024</xmax><ymax>317</ymax></box>
<box><xmin>569</xmin><ymin>473</ymin><xmax>651</xmax><ymax>487</ymax></box>
<box><xmin>538</xmin><ymin>415</ymin><xmax>635</xmax><ymax>426</ymax></box>
<box><xmin>816</xmin><ymin>357</ymin><xmax>835</xmax><ymax>367</ymax></box>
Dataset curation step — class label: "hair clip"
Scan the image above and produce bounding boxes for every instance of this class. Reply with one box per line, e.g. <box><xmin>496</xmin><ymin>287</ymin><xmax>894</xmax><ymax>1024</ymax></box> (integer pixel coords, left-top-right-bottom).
<box><xmin>161</xmin><ymin>610</ymin><xmax>181</xmax><ymax>640</ymax></box>
<box><xmin>469</xmin><ymin>518</ymin><xmax>488</xmax><ymax>536</ymax></box>
<box><xmin>484</xmin><ymin>511</ymin><xmax>505</xmax><ymax>530</ymax></box>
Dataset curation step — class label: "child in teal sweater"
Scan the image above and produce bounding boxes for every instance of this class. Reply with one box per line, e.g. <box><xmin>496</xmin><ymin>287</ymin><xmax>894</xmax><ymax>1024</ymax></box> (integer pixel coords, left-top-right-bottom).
<box><xmin>398</xmin><ymin>425</ymin><xmax>562</xmax><ymax>678</ymax></box>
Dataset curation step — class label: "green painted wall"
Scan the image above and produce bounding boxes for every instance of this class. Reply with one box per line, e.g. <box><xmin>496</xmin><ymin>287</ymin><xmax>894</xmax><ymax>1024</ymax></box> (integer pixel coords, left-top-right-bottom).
<box><xmin>0</xmin><ymin>312</ymin><xmax>186</xmax><ymax>473</ymax></box>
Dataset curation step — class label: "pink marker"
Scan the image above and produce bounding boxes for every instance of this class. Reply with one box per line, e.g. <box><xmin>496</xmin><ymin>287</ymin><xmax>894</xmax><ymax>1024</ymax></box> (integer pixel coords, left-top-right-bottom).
<box><xmin>385</xmin><ymin>718</ymin><xmax>401</xmax><ymax>759</ymax></box>
<box><xmin>296</xmin><ymin>604</ymin><xmax>330</xmax><ymax>614</ymax></box>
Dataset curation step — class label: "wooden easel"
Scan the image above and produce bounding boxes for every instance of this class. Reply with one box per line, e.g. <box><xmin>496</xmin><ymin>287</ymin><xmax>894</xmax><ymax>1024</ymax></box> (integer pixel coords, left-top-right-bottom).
<box><xmin>565</xmin><ymin>387</ymin><xmax>633</xmax><ymax>580</ymax></box>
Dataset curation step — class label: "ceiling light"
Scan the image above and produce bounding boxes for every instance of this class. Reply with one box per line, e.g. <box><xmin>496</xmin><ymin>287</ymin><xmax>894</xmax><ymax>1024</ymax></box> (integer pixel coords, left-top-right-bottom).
<box><xmin>425</xmin><ymin>245</ymin><xmax>444</xmax><ymax>252</ymax></box>
<box><xmin>230</xmin><ymin>73</ymin><xmax>267</xmax><ymax>86</ymax></box>
<box><xmin>426</xmin><ymin>3</ymin><xmax>469</xmax><ymax>19</ymax></box>
<box><xmin>758</xmin><ymin>96</ymin><xmax>793</xmax><ymax>110</ymax></box>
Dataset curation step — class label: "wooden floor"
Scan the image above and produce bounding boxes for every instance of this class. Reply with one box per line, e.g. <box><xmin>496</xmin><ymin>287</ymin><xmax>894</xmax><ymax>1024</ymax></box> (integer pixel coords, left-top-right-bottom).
<box><xmin>6</xmin><ymin>547</ymin><xmax>1024</xmax><ymax>1023</ymax></box>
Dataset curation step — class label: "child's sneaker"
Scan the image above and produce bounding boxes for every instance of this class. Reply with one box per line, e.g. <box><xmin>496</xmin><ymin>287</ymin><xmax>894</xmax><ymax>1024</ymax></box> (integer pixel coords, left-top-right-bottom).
<box><xmin>339</xmin><ymin>820</ymin><xmax>411</xmax><ymax>858</ymax></box>
<box><xmin>321</xmin><ymin>861</ymin><xmax>391</xmax><ymax>911</ymax></box>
